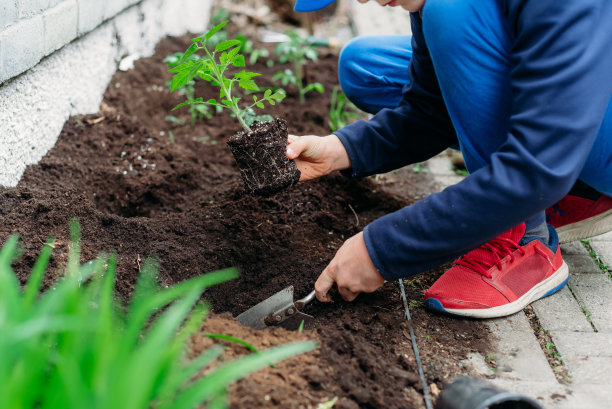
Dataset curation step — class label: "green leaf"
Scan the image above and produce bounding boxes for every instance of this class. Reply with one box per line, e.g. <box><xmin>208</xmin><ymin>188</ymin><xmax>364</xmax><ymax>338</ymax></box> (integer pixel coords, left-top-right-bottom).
<box><xmin>232</xmin><ymin>54</ymin><xmax>245</xmax><ymax>68</ymax></box>
<box><xmin>22</xmin><ymin>238</ymin><xmax>54</xmax><ymax>308</ymax></box>
<box><xmin>271</xmin><ymin>91</ymin><xmax>286</xmax><ymax>100</ymax></box>
<box><xmin>172</xmin><ymin>98</ymin><xmax>204</xmax><ymax>111</ymax></box>
<box><xmin>191</xmin><ymin>36</ymin><xmax>203</xmax><ymax>42</ymax></box>
<box><xmin>204</xmin><ymin>21</ymin><xmax>228</xmax><ymax>41</ymax></box>
<box><xmin>222</xmin><ymin>100</ymin><xmax>233</xmax><ymax>106</ymax></box>
<box><xmin>238</xmin><ymin>79</ymin><xmax>259</xmax><ymax>91</ymax></box>
<box><xmin>255</xmin><ymin>102</ymin><xmax>265</xmax><ymax>109</ymax></box>
<box><xmin>235</xmin><ymin>71</ymin><xmax>260</xmax><ymax>80</ymax></box>
<box><xmin>170</xmin><ymin>69</ymin><xmax>191</xmax><ymax>92</ymax></box>
<box><xmin>196</xmin><ymin>71</ymin><xmax>213</xmax><ymax>82</ymax></box>
<box><xmin>215</xmin><ymin>40</ymin><xmax>241</xmax><ymax>53</ymax></box>
<box><xmin>203</xmin><ymin>334</ymin><xmax>261</xmax><ymax>354</ymax></box>
<box><xmin>264</xmin><ymin>89</ymin><xmax>272</xmax><ymax>98</ymax></box>
<box><xmin>179</xmin><ymin>43</ymin><xmax>199</xmax><ymax>64</ymax></box>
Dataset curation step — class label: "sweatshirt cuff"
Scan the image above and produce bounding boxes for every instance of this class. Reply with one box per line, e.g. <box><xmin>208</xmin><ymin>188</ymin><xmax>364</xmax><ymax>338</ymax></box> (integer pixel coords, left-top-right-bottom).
<box><xmin>333</xmin><ymin>120</ymin><xmax>369</xmax><ymax>179</ymax></box>
<box><xmin>363</xmin><ymin>223</ymin><xmax>397</xmax><ymax>281</ymax></box>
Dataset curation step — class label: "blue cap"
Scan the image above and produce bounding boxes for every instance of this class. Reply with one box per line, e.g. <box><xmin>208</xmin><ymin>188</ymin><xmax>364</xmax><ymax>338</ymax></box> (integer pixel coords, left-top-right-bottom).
<box><xmin>294</xmin><ymin>0</ymin><xmax>336</xmax><ymax>12</ymax></box>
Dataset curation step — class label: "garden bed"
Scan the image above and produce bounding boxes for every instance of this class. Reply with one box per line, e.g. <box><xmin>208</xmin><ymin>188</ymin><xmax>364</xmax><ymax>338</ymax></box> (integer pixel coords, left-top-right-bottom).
<box><xmin>0</xmin><ymin>26</ymin><xmax>492</xmax><ymax>409</ymax></box>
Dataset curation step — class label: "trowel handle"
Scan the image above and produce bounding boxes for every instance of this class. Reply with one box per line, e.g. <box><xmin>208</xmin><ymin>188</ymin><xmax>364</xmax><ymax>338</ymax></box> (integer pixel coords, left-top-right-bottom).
<box><xmin>295</xmin><ymin>290</ymin><xmax>316</xmax><ymax>310</ymax></box>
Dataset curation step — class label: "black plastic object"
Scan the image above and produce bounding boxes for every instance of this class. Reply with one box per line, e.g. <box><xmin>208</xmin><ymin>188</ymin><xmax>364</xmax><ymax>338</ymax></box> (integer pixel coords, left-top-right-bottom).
<box><xmin>435</xmin><ymin>377</ymin><xmax>543</xmax><ymax>409</ymax></box>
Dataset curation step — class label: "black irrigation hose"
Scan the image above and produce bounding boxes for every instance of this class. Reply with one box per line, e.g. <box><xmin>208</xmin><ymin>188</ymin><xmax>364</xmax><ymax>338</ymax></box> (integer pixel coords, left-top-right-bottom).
<box><xmin>398</xmin><ymin>279</ymin><xmax>434</xmax><ymax>409</ymax></box>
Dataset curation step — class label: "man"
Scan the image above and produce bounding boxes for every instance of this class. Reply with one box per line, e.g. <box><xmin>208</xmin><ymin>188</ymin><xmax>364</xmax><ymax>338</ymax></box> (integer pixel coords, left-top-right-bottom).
<box><xmin>289</xmin><ymin>0</ymin><xmax>612</xmax><ymax>318</ymax></box>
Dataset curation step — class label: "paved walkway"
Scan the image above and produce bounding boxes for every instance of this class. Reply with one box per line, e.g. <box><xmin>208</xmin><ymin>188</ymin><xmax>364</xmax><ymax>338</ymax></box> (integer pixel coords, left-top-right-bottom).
<box><xmin>346</xmin><ymin>3</ymin><xmax>612</xmax><ymax>408</ymax></box>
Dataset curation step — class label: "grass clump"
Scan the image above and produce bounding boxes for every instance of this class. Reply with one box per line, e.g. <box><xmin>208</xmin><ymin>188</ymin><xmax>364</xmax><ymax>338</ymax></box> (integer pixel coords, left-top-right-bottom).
<box><xmin>0</xmin><ymin>219</ymin><xmax>316</xmax><ymax>409</ymax></box>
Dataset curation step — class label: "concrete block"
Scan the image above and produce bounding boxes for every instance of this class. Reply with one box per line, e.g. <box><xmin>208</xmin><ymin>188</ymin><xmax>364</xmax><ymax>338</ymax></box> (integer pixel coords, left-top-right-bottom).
<box><xmin>563</xmin><ymin>355</ymin><xmax>612</xmax><ymax>385</ymax></box>
<box><xmin>0</xmin><ymin>15</ymin><xmax>44</xmax><ymax>82</ymax></box>
<box><xmin>43</xmin><ymin>0</ymin><xmax>77</xmax><ymax>55</ymax></box>
<box><xmin>0</xmin><ymin>0</ymin><xmax>19</xmax><ymax>30</ymax></box>
<box><xmin>560</xmin><ymin>241</ymin><xmax>589</xmax><ymax>256</ymax></box>
<box><xmin>590</xmin><ymin>230</ymin><xmax>612</xmax><ymax>242</ymax></box>
<box><xmin>104</xmin><ymin>0</ymin><xmax>140</xmax><ymax>21</ymax></box>
<box><xmin>564</xmin><ymin>253</ymin><xmax>601</xmax><ymax>274</ymax></box>
<box><xmin>568</xmin><ymin>274</ymin><xmax>612</xmax><ymax>332</ymax></box>
<box><xmin>552</xmin><ymin>331</ymin><xmax>612</xmax><ymax>358</ymax></box>
<box><xmin>590</xmin><ymin>239</ymin><xmax>612</xmax><ymax>267</ymax></box>
<box><xmin>486</xmin><ymin>313</ymin><xmax>556</xmax><ymax>382</ymax></box>
<box><xmin>18</xmin><ymin>0</ymin><xmax>50</xmax><ymax>19</ymax></box>
<box><xmin>48</xmin><ymin>0</ymin><xmax>64</xmax><ymax>7</ymax></box>
<box><xmin>77</xmin><ymin>0</ymin><xmax>105</xmax><ymax>35</ymax></box>
<box><xmin>531</xmin><ymin>286</ymin><xmax>592</xmax><ymax>332</ymax></box>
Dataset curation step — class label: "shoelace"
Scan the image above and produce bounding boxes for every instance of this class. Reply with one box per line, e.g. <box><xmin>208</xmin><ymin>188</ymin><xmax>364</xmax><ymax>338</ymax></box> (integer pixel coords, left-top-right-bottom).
<box><xmin>454</xmin><ymin>236</ymin><xmax>526</xmax><ymax>279</ymax></box>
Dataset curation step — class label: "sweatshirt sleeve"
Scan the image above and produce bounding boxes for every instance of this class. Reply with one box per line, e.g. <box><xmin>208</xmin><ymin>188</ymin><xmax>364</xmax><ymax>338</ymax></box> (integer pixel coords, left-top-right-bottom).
<box><xmin>334</xmin><ymin>13</ymin><xmax>457</xmax><ymax>178</ymax></box>
<box><xmin>363</xmin><ymin>0</ymin><xmax>612</xmax><ymax>280</ymax></box>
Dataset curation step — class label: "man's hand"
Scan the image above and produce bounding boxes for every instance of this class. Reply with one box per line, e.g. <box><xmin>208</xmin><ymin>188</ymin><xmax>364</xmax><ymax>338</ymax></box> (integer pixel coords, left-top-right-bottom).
<box><xmin>315</xmin><ymin>232</ymin><xmax>385</xmax><ymax>302</ymax></box>
<box><xmin>286</xmin><ymin>134</ymin><xmax>351</xmax><ymax>181</ymax></box>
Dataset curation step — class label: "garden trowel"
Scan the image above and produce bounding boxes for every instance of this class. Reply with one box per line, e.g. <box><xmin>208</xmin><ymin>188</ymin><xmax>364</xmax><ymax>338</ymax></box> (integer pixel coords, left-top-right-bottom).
<box><xmin>236</xmin><ymin>286</ymin><xmax>316</xmax><ymax>330</ymax></box>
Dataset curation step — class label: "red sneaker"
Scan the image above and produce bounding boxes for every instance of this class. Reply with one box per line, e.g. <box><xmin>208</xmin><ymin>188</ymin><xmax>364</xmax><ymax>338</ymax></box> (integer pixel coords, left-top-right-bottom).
<box><xmin>546</xmin><ymin>194</ymin><xmax>612</xmax><ymax>243</ymax></box>
<box><xmin>424</xmin><ymin>223</ymin><xmax>568</xmax><ymax>318</ymax></box>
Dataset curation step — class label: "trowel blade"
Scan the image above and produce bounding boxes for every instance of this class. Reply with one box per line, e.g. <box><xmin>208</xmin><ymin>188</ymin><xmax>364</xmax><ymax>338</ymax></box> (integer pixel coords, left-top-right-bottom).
<box><xmin>236</xmin><ymin>286</ymin><xmax>295</xmax><ymax>329</ymax></box>
<box><xmin>278</xmin><ymin>311</ymin><xmax>315</xmax><ymax>331</ymax></box>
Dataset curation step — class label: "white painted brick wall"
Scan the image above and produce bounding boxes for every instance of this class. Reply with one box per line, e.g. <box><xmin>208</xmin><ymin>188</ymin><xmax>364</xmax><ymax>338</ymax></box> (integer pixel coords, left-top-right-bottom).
<box><xmin>0</xmin><ymin>14</ymin><xmax>44</xmax><ymax>81</ymax></box>
<box><xmin>1</xmin><ymin>1</ymin><xmax>19</xmax><ymax>30</ymax></box>
<box><xmin>18</xmin><ymin>0</ymin><xmax>50</xmax><ymax>19</ymax></box>
<box><xmin>43</xmin><ymin>0</ymin><xmax>77</xmax><ymax>55</ymax></box>
<box><xmin>77</xmin><ymin>0</ymin><xmax>106</xmax><ymax>35</ymax></box>
<box><xmin>0</xmin><ymin>0</ymin><xmax>212</xmax><ymax>187</ymax></box>
<box><xmin>0</xmin><ymin>0</ymin><xmax>148</xmax><ymax>84</ymax></box>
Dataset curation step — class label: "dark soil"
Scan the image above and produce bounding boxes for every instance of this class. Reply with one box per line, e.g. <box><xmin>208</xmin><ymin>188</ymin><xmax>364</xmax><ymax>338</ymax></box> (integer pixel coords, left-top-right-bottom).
<box><xmin>227</xmin><ymin>118</ymin><xmax>300</xmax><ymax>195</ymax></box>
<box><xmin>0</xmin><ymin>31</ymin><xmax>492</xmax><ymax>409</ymax></box>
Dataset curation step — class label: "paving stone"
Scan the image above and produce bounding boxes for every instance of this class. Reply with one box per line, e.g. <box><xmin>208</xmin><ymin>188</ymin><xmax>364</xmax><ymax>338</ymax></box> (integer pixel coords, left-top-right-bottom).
<box><xmin>560</xmin><ymin>241</ymin><xmax>589</xmax><ymax>256</ymax></box>
<box><xmin>486</xmin><ymin>313</ymin><xmax>556</xmax><ymax>382</ymax></box>
<box><xmin>532</xmin><ymin>286</ymin><xmax>592</xmax><ymax>332</ymax></box>
<box><xmin>552</xmin><ymin>331</ymin><xmax>612</xmax><ymax>359</ymax></box>
<box><xmin>43</xmin><ymin>0</ymin><xmax>77</xmax><ymax>55</ymax></box>
<box><xmin>564</xmin><ymin>253</ymin><xmax>601</xmax><ymax>274</ymax></box>
<box><xmin>590</xmin><ymin>230</ymin><xmax>612</xmax><ymax>242</ymax></box>
<box><xmin>568</xmin><ymin>274</ymin><xmax>612</xmax><ymax>332</ymax></box>
<box><xmin>557</xmin><ymin>385</ymin><xmax>612</xmax><ymax>409</ymax></box>
<box><xmin>590</xmin><ymin>239</ymin><xmax>612</xmax><ymax>268</ymax></box>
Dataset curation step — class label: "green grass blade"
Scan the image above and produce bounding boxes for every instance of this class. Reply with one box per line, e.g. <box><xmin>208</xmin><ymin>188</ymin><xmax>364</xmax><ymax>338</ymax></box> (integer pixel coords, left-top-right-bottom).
<box><xmin>22</xmin><ymin>238</ymin><xmax>54</xmax><ymax>308</ymax></box>
<box><xmin>65</xmin><ymin>218</ymin><xmax>81</xmax><ymax>278</ymax></box>
<box><xmin>203</xmin><ymin>334</ymin><xmax>260</xmax><ymax>354</ymax></box>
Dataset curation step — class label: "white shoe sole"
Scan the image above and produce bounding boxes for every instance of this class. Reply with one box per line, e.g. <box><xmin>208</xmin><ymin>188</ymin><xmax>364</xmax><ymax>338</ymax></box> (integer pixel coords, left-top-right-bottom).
<box><xmin>556</xmin><ymin>208</ymin><xmax>612</xmax><ymax>244</ymax></box>
<box><xmin>441</xmin><ymin>261</ymin><xmax>569</xmax><ymax>319</ymax></box>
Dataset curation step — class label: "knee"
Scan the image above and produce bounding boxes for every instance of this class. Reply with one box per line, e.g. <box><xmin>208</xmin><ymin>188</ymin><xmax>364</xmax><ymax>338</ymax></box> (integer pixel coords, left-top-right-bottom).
<box><xmin>422</xmin><ymin>0</ymin><xmax>478</xmax><ymax>48</ymax></box>
<box><xmin>338</xmin><ymin>36</ymin><xmax>381</xmax><ymax>98</ymax></box>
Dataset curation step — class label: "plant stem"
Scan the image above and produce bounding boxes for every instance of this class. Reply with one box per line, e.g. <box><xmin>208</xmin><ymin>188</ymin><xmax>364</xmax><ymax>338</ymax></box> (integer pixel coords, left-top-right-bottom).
<box><xmin>203</xmin><ymin>43</ymin><xmax>252</xmax><ymax>133</ymax></box>
<box><xmin>294</xmin><ymin>60</ymin><xmax>305</xmax><ymax>104</ymax></box>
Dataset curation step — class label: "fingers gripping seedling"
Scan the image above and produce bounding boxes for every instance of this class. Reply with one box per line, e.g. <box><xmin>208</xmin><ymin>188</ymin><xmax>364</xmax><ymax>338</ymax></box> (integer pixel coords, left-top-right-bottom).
<box><xmin>169</xmin><ymin>20</ymin><xmax>285</xmax><ymax>133</ymax></box>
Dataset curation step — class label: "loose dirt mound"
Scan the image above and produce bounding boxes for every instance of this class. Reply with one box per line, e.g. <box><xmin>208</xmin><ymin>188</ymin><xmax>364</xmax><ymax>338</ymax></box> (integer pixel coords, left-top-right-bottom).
<box><xmin>0</xmin><ymin>34</ymin><xmax>491</xmax><ymax>408</ymax></box>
